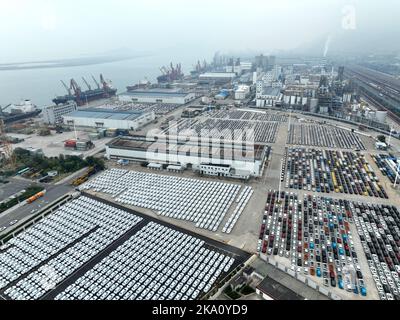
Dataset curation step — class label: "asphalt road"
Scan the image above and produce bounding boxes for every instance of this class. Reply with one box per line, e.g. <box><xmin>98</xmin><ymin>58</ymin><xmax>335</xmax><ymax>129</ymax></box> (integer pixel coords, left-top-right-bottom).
<box><xmin>0</xmin><ymin>183</ymin><xmax>73</xmax><ymax>231</ymax></box>
<box><xmin>0</xmin><ymin>178</ymin><xmax>32</xmax><ymax>200</ymax></box>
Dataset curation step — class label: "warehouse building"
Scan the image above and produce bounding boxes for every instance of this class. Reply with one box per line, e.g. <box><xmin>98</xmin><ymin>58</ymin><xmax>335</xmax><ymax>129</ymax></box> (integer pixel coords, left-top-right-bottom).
<box><xmin>235</xmin><ymin>85</ymin><xmax>250</xmax><ymax>100</ymax></box>
<box><xmin>63</xmin><ymin>108</ymin><xmax>155</xmax><ymax>131</ymax></box>
<box><xmin>42</xmin><ymin>101</ymin><xmax>77</xmax><ymax>125</ymax></box>
<box><xmin>255</xmin><ymin>87</ymin><xmax>283</xmax><ymax>108</ymax></box>
<box><xmin>198</xmin><ymin>72</ymin><xmax>236</xmax><ymax>84</ymax></box>
<box><xmin>118</xmin><ymin>88</ymin><xmax>195</xmax><ymax>105</ymax></box>
<box><xmin>105</xmin><ymin>135</ymin><xmax>268</xmax><ymax>179</ymax></box>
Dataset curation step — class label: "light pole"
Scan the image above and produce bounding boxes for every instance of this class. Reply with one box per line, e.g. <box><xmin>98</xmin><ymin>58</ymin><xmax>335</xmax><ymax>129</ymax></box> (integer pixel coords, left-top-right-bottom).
<box><xmin>388</xmin><ymin>126</ymin><xmax>393</xmax><ymax>147</ymax></box>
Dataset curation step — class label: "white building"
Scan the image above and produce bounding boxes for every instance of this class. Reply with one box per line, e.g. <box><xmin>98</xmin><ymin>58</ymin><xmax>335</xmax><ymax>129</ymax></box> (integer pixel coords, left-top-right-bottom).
<box><xmin>198</xmin><ymin>72</ymin><xmax>236</xmax><ymax>84</ymax></box>
<box><xmin>119</xmin><ymin>88</ymin><xmax>195</xmax><ymax>105</ymax></box>
<box><xmin>240</xmin><ymin>61</ymin><xmax>253</xmax><ymax>71</ymax></box>
<box><xmin>255</xmin><ymin>87</ymin><xmax>283</xmax><ymax>108</ymax></box>
<box><xmin>2</xmin><ymin>100</ymin><xmax>37</xmax><ymax>114</ymax></box>
<box><xmin>235</xmin><ymin>85</ymin><xmax>250</xmax><ymax>100</ymax></box>
<box><xmin>63</xmin><ymin>108</ymin><xmax>155</xmax><ymax>130</ymax></box>
<box><xmin>105</xmin><ymin>135</ymin><xmax>268</xmax><ymax>179</ymax></box>
<box><xmin>42</xmin><ymin>101</ymin><xmax>77</xmax><ymax>125</ymax></box>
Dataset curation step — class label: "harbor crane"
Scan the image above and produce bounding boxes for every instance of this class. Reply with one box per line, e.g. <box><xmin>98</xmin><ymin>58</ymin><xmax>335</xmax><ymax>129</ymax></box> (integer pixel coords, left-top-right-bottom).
<box><xmin>61</xmin><ymin>80</ymin><xmax>72</xmax><ymax>95</ymax></box>
<box><xmin>82</xmin><ymin>77</ymin><xmax>92</xmax><ymax>91</ymax></box>
<box><xmin>91</xmin><ymin>75</ymin><xmax>100</xmax><ymax>89</ymax></box>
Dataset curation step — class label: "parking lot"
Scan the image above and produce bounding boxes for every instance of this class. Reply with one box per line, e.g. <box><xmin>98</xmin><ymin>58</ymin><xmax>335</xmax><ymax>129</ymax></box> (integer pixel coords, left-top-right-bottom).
<box><xmin>79</xmin><ymin>169</ymin><xmax>255</xmax><ymax>233</ymax></box>
<box><xmin>110</xmin><ymin>101</ymin><xmax>182</xmax><ymax>116</ymax></box>
<box><xmin>0</xmin><ymin>195</ymin><xmax>250</xmax><ymax>300</ymax></box>
<box><xmin>352</xmin><ymin>202</ymin><xmax>400</xmax><ymax>300</ymax></box>
<box><xmin>287</xmin><ymin>123</ymin><xmax>366</xmax><ymax>150</ymax></box>
<box><xmin>257</xmin><ymin>191</ymin><xmax>382</xmax><ymax>299</ymax></box>
<box><xmin>284</xmin><ymin>147</ymin><xmax>388</xmax><ymax>198</ymax></box>
<box><xmin>371</xmin><ymin>153</ymin><xmax>400</xmax><ymax>185</ymax></box>
<box><xmin>207</xmin><ymin>109</ymin><xmax>288</xmax><ymax>122</ymax></box>
<box><xmin>170</xmin><ymin>118</ymin><xmax>280</xmax><ymax>144</ymax></box>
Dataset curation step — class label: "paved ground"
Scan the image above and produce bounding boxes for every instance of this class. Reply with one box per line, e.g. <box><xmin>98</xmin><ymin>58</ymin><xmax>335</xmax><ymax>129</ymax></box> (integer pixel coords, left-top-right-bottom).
<box><xmin>8</xmin><ymin>131</ymin><xmax>113</xmax><ymax>158</ymax></box>
<box><xmin>0</xmin><ymin>183</ymin><xmax>73</xmax><ymax>233</ymax></box>
<box><xmin>0</xmin><ymin>178</ymin><xmax>32</xmax><ymax>201</ymax></box>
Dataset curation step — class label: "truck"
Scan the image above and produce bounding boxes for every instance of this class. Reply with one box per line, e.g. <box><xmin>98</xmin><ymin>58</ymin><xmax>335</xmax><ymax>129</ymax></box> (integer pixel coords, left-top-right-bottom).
<box><xmin>26</xmin><ymin>190</ymin><xmax>46</xmax><ymax>204</ymax></box>
<box><xmin>71</xmin><ymin>166</ymin><xmax>98</xmax><ymax>187</ymax></box>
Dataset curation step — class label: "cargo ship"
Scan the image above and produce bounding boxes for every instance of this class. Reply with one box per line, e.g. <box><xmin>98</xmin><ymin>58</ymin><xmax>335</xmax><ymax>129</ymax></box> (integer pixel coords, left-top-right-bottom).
<box><xmin>126</xmin><ymin>78</ymin><xmax>151</xmax><ymax>92</ymax></box>
<box><xmin>53</xmin><ymin>74</ymin><xmax>117</xmax><ymax>106</ymax></box>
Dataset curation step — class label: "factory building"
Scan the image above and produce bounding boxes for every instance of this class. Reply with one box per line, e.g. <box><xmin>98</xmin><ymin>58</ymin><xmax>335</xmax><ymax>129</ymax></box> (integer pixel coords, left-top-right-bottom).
<box><xmin>198</xmin><ymin>72</ymin><xmax>236</xmax><ymax>84</ymax></box>
<box><xmin>240</xmin><ymin>61</ymin><xmax>253</xmax><ymax>71</ymax></box>
<box><xmin>235</xmin><ymin>85</ymin><xmax>250</xmax><ymax>100</ymax></box>
<box><xmin>42</xmin><ymin>101</ymin><xmax>77</xmax><ymax>125</ymax></box>
<box><xmin>119</xmin><ymin>88</ymin><xmax>195</xmax><ymax>105</ymax></box>
<box><xmin>105</xmin><ymin>135</ymin><xmax>268</xmax><ymax>179</ymax></box>
<box><xmin>63</xmin><ymin>108</ymin><xmax>155</xmax><ymax>131</ymax></box>
<box><xmin>255</xmin><ymin>87</ymin><xmax>283</xmax><ymax>108</ymax></box>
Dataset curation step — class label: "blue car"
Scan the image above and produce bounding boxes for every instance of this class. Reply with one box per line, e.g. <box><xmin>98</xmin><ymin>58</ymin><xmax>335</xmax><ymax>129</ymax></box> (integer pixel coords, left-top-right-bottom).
<box><xmin>338</xmin><ymin>280</ymin><xmax>344</xmax><ymax>289</ymax></box>
<box><xmin>316</xmin><ymin>268</ymin><xmax>321</xmax><ymax>277</ymax></box>
<box><xmin>360</xmin><ymin>287</ymin><xmax>367</xmax><ymax>296</ymax></box>
<box><xmin>310</xmin><ymin>242</ymin><xmax>315</xmax><ymax>249</ymax></box>
<box><xmin>339</xmin><ymin>248</ymin><xmax>344</xmax><ymax>255</ymax></box>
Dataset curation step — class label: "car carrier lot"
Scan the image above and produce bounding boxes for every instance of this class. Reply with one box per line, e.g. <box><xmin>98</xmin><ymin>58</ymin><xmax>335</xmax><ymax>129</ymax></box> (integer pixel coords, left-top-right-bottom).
<box><xmin>0</xmin><ymin>194</ymin><xmax>250</xmax><ymax>300</ymax></box>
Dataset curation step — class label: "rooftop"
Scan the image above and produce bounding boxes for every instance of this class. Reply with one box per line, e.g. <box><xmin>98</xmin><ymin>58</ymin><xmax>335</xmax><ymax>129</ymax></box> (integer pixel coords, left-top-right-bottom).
<box><xmin>119</xmin><ymin>88</ymin><xmax>191</xmax><ymax>98</ymax></box>
<box><xmin>257</xmin><ymin>276</ymin><xmax>305</xmax><ymax>300</ymax></box>
<box><xmin>199</xmin><ymin>72</ymin><xmax>236</xmax><ymax>78</ymax></box>
<box><xmin>107</xmin><ymin>135</ymin><xmax>265</xmax><ymax>161</ymax></box>
<box><xmin>65</xmin><ymin>108</ymin><xmax>146</xmax><ymax>121</ymax></box>
<box><xmin>261</xmin><ymin>87</ymin><xmax>281</xmax><ymax>97</ymax></box>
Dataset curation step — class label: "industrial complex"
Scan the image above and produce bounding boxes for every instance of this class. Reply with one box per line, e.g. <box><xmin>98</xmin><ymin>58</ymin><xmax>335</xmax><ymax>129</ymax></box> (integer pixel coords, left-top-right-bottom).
<box><xmin>2</xmin><ymin>45</ymin><xmax>400</xmax><ymax>304</ymax></box>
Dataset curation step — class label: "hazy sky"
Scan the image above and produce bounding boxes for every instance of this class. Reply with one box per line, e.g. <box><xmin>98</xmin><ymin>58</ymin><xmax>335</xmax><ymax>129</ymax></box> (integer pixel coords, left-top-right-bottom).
<box><xmin>0</xmin><ymin>0</ymin><xmax>399</xmax><ymax>62</ymax></box>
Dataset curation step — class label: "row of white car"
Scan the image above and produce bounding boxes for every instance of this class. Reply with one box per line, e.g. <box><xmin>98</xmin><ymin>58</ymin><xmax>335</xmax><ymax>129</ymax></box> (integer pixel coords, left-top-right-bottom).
<box><xmin>222</xmin><ymin>186</ymin><xmax>253</xmax><ymax>234</ymax></box>
<box><xmin>55</xmin><ymin>222</ymin><xmax>235</xmax><ymax>300</ymax></box>
<box><xmin>1</xmin><ymin>196</ymin><xmax>142</xmax><ymax>299</ymax></box>
<box><xmin>287</xmin><ymin>123</ymin><xmax>365</xmax><ymax>150</ymax></box>
<box><xmin>81</xmin><ymin>169</ymin><xmax>245</xmax><ymax>231</ymax></box>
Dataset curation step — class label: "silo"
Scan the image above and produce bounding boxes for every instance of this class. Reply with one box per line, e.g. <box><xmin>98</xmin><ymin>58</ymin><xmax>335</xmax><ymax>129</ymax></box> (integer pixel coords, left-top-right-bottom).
<box><xmin>310</xmin><ymin>98</ymin><xmax>318</xmax><ymax>113</ymax></box>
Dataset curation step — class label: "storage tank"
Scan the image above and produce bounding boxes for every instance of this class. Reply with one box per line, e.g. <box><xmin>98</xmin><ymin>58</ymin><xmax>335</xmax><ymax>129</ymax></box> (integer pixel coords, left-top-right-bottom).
<box><xmin>283</xmin><ymin>95</ymin><xmax>290</xmax><ymax>104</ymax></box>
<box><xmin>310</xmin><ymin>98</ymin><xmax>318</xmax><ymax>113</ymax></box>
